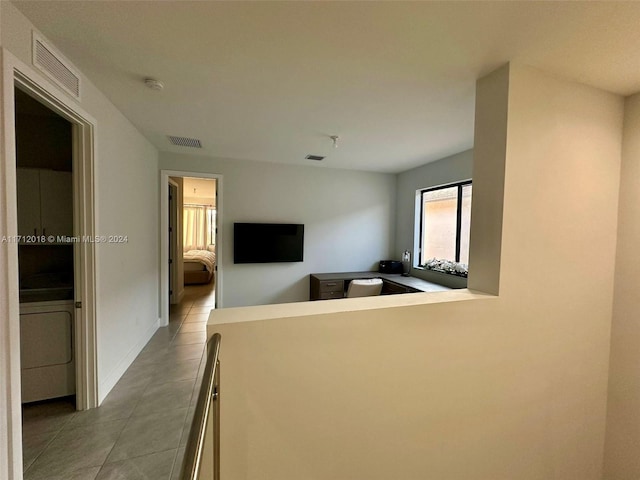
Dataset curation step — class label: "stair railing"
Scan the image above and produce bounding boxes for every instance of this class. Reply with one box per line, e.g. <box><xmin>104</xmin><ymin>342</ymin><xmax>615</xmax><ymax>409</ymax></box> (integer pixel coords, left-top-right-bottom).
<box><xmin>182</xmin><ymin>333</ymin><xmax>221</xmax><ymax>480</ymax></box>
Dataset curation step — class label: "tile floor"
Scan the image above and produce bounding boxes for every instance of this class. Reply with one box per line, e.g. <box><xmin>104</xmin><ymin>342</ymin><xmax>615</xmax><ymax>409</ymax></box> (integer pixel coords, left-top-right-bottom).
<box><xmin>22</xmin><ymin>282</ymin><xmax>215</xmax><ymax>480</ymax></box>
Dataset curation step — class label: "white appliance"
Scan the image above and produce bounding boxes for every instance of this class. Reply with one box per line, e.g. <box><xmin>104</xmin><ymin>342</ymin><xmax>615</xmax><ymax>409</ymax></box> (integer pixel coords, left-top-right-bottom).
<box><xmin>20</xmin><ymin>300</ymin><xmax>75</xmax><ymax>403</ymax></box>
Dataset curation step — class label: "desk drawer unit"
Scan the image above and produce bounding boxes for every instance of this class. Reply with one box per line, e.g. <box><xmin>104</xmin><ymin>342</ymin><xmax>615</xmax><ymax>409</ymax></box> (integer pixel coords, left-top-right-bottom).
<box><xmin>319</xmin><ymin>289</ymin><xmax>344</xmax><ymax>300</ymax></box>
<box><xmin>311</xmin><ymin>271</ymin><xmax>449</xmax><ymax>300</ymax></box>
<box><xmin>310</xmin><ymin>276</ymin><xmax>344</xmax><ymax>300</ymax></box>
<box><xmin>319</xmin><ymin>280</ymin><xmax>343</xmax><ymax>293</ymax></box>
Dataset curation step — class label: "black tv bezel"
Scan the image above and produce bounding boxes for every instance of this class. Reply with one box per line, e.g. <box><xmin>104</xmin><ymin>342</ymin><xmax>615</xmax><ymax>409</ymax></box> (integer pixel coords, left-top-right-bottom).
<box><xmin>233</xmin><ymin>222</ymin><xmax>304</xmax><ymax>264</ymax></box>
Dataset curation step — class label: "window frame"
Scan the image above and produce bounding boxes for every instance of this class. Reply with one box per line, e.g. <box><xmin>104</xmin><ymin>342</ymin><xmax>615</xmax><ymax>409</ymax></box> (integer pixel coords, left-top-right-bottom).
<box><xmin>418</xmin><ymin>180</ymin><xmax>472</xmax><ymax>266</ymax></box>
<box><xmin>207</xmin><ymin>207</ymin><xmax>216</xmax><ymax>246</ymax></box>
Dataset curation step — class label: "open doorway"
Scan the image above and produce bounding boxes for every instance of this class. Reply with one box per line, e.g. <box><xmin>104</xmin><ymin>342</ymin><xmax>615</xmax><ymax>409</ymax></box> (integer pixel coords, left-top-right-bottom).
<box><xmin>168</xmin><ymin>180</ymin><xmax>179</xmax><ymax>305</ymax></box>
<box><xmin>1</xmin><ymin>56</ymin><xmax>98</xmax><ymax>477</ymax></box>
<box><xmin>161</xmin><ymin>172</ymin><xmax>221</xmax><ymax>326</ymax></box>
<box><xmin>15</xmin><ymin>88</ymin><xmax>77</xmax><ymax>411</ymax></box>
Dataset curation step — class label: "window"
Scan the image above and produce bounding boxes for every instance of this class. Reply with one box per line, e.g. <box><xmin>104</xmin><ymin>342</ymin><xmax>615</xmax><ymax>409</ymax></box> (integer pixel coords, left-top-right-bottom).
<box><xmin>418</xmin><ymin>181</ymin><xmax>472</xmax><ymax>268</ymax></box>
<box><xmin>184</xmin><ymin>204</ymin><xmax>216</xmax><ymax>252</ymax></box>
<box><xmin>207</xmin><ymin>207</ymin><xmax>216</xmax><ymax>246</ymax></box>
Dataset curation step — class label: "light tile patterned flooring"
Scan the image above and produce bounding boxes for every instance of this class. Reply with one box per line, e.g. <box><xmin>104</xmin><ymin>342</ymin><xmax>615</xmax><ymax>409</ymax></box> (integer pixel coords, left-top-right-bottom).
<box><xmin>22</xmin><ymin>283</ymin><xmax>215</xmax><ymax>480</ymax></box>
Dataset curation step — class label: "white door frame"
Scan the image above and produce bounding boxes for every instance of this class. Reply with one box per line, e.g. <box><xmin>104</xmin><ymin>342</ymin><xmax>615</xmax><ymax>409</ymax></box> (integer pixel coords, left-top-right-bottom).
<box><xmin>0</xmin><ymin>49</ymin><xmax>98</xmax><ymax>480</ymax></box>
<box><xmin>160</xmin><ymin>170</ymin><xmax>223</xmax><ymax>326</ymax></box>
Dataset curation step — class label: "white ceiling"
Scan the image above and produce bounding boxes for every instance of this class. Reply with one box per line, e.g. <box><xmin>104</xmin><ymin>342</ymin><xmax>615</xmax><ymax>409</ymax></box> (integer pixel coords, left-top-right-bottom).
<box><xmin>183</xmin><ymin>177</ymin><xmax>216</xmax><ymax>204</ymax></box>
<box><xmin>13</xmin><ymin>1</ymin><xmax>640</xmax><ymax>173</ymax></box>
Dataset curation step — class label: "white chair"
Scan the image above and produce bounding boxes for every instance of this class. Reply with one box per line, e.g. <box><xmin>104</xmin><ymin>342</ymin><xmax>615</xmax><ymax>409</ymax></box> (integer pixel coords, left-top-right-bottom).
<box><xmin>346</xmin><ymin>278</ymin><xmax>383</xmax><ymax>298</ymax></box>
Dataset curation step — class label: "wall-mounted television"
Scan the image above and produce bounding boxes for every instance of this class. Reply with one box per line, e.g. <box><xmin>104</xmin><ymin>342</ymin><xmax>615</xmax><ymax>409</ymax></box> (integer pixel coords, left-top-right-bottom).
<box><xmin>234</xmin><ymin>223</ymin><xmax>304</xmax><ymax>264</ymax></box>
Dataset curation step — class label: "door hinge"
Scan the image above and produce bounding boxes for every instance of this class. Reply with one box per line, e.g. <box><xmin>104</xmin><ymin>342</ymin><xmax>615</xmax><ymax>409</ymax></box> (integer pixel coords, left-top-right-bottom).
<box><xmin>169</xmin><ymin>259</ymin><xmax>173</xmax><ymax>264</ymax></box>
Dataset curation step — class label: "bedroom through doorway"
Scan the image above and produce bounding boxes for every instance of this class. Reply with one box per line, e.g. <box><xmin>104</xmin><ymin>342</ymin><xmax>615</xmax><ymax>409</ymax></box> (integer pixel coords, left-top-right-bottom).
<box><xmin>168</xmin><ymin>176</ymin><xmax>218</xmax><ymax>315</ymax></box>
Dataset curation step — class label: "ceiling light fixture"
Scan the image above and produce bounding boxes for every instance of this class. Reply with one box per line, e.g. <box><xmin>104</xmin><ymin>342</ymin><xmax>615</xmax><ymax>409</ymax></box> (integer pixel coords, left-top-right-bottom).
<box><xmin>144</xmin><ymin>78</ymin><xmax>164</xmax><ymax>91</ymax></box>
<box><xmin>330</xmin><ymin>135</ymin><xmax>339</xmax><ymax>148</ymax></box>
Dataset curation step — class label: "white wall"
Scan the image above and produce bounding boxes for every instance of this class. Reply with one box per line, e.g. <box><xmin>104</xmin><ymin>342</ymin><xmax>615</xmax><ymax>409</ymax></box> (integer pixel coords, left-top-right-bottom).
<box><xmin>603</xmin><ymin>92</ymin><xmax>640</xmax><ymax>480</ymax></box>
<box><xmin>1</xmin><ymin>3</ymin><xmax>160</xmax><ymax>402</ymax></box>
<box><xmin>160</xmin><ymin>153</ymin><xmax>396</xmax><ymax>307</ymax></box>
<box><xmin>210</xmin><ymin>64</ymin><xmax>623</xmax><ymax>480</ymax></box>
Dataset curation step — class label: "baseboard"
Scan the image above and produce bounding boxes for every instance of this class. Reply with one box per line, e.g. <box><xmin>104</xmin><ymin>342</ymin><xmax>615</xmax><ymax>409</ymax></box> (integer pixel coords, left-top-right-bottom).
<box><xmin>98</xmin><ymin>318</ymin><xmax>159</xmax><ymax>404</ymax></box>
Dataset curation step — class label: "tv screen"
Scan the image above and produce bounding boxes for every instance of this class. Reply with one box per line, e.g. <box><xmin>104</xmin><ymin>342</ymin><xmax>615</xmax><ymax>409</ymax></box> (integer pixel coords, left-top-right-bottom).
<box><xmin>234</xmin><ymin>223</ymin><xmax>304</xmax><ymax>264</ymax></box>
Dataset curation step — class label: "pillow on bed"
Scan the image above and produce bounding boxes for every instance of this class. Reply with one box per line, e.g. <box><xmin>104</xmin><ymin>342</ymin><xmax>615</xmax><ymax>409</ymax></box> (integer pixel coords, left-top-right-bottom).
<box><xmin>207</xmin><ymin>244</ymin><xmax>215</xmax><ymax>252</ymax></box>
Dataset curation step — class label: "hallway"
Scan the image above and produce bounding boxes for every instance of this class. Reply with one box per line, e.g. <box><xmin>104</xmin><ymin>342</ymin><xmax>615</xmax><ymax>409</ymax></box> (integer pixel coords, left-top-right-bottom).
<box><xmin>21</xmin><ymin>284</ymin><xmax>215</xmax><ymax>480</ymax></box>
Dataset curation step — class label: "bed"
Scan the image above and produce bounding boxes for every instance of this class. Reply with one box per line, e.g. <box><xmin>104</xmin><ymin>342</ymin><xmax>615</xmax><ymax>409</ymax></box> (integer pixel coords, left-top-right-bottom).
<box><xmin>183</xmin><ymin>249</ymin><xmax>216</xmax><ymax>285</ymax></box>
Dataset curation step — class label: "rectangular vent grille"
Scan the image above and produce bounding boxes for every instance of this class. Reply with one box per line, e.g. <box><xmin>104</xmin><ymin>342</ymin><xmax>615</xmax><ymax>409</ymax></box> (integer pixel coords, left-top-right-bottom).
<box><xmin>168</xmin><ymin>136</ymin><xmax>203</xmax><ymax>148</ymax></box>
<box><xmin>32</xmin><ymin>33</ymin><xmax>81</xmax><ymax>99</ymax></box>
<box><xmin>305</xmin><ymin>155</ymin><xmax>325</xmax><ymax>161</ymax></box>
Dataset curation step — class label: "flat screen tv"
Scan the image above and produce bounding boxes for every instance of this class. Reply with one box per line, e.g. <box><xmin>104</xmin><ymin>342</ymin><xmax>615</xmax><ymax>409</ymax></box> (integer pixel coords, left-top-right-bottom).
<box><xmin>234</xmin><ymin>223</ymin><xmax>304</xmax><ymax>264</ymax></box>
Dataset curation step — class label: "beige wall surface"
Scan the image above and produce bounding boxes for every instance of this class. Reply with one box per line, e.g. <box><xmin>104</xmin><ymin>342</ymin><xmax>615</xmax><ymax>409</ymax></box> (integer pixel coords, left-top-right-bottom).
<box><xmin>210</xmin><ymin>64</ymin><xmax>623</xmax><ymax>480</ymax></box>
<box><xmin>603</xmin><ymin>93</ymin><xmax>640</xmax><ymax>479</ymax></box>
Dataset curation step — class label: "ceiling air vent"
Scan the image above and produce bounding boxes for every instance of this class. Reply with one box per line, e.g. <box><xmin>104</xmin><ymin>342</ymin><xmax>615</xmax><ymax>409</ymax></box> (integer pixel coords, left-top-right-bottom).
<box><xmin>168</xmin><ymin>135</ymin><xmax>203</xmax><ymax>148</ymax></box>
<box><xmin>32</xmin><ymin>32</ymin><xmax>81</xmax><ymax>99</ymax></box>
<box><xmin>305</xmin><ymin>154</ymin><xmax>325</xmax><ymax>161</ymax></box>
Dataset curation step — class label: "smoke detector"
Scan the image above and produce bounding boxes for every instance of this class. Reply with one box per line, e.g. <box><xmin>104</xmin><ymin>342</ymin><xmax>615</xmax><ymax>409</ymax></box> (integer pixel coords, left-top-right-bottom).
<box><xmin>144</xmin><ymin>78</ymin><xmax>164</xmax><ymax>91</ymax></box>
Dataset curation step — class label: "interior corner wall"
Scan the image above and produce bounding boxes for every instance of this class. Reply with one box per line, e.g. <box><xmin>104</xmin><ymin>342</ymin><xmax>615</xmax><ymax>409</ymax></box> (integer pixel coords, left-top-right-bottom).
<box><xmin>1</xmin><ymin>2</ymin><xmax>160</xmax><ymax>403</ymax></box>
<box><xmin>394</xmin><ymin>148</ymin><xmax>473</xmax><ymax>264</ymax></box>
<box><xmin>159</xmin><ymin>153</ymin><xmax>396</xmax><ymax>307</ymax></box>
<box><xmin>603</xmin><ymin>92</ymin><xmax>640</xmax><ymax>480</ymax></box>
